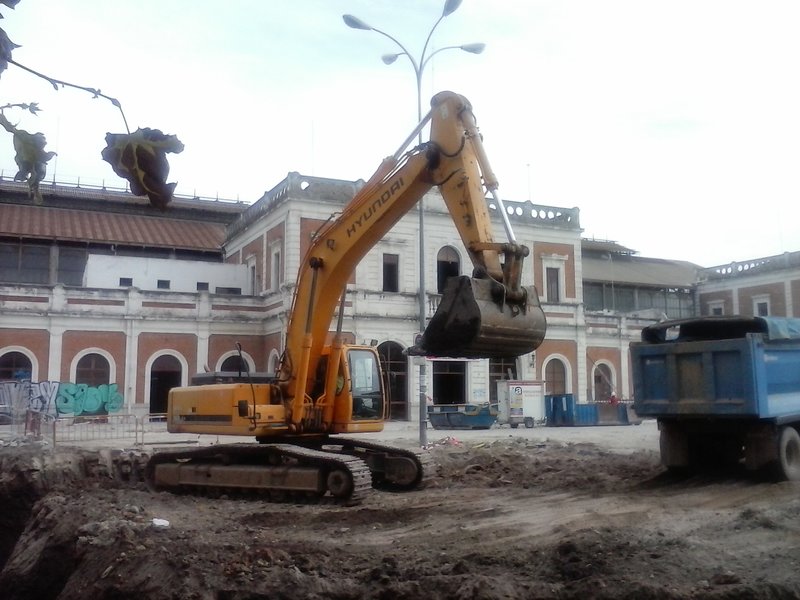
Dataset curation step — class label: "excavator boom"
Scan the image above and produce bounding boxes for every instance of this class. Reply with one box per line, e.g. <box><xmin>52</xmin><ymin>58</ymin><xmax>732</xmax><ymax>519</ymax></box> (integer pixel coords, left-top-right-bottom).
<box><xmin>282</xmin><ymin>91</ymin><xmax>545</xmax><ymax>398</ymax></box>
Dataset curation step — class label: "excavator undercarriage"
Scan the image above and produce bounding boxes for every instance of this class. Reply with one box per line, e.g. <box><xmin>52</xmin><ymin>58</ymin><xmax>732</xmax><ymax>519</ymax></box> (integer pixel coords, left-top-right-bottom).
<box><xmin>145</xmin><ymin>438</ymin><xmax>430</xmax><ymax>505</ymax></box>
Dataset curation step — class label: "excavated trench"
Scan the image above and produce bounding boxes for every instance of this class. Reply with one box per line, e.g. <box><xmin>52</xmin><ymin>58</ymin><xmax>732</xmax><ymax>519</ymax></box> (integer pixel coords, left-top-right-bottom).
<box><xmin>1</xmin><ymin>445</ymin><xmax>85</xmax><ymax>562</ymax></box>
<box><xmin>0</xmin><ymin>457</ymin><xmax>37</xmax><ymax>570</ymax></box>
<box><xmin>0</xmin><ymin>442</ymin><xmax>149</xmax><ymax>600</ymax></box>
<box><xmin>4</xmin><ymin>436</ymin><xmax>800</xmax><ymax>599</ymax></box>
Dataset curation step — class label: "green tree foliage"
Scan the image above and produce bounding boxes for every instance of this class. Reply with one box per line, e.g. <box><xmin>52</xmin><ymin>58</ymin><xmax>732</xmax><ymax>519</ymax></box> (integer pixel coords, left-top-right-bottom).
<box><xmin>0</xmin><ymin>1</ymin><xmax>20</xmax><ymax>75</ymax></box>
<box><xmin>101</xmin><ymin>128</ymin><xmax>185</xmax><ymax>211</ymax></box>
<box><xmin>0</xmin><ymin>108</ymin><xmax>55</xmax><ymax>204</ymax></box>
<box><xmin>0</xmin><ymin>0</ymin><xmax>184</xmax><ymax>209</ymax></box>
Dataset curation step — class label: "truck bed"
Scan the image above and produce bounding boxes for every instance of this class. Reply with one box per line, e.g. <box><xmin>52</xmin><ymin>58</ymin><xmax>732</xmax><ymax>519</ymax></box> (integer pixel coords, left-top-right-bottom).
<box><xmin>632</xmin><ymin>316</ymin><xmax>800</xmax><ymax>421</ymax></box>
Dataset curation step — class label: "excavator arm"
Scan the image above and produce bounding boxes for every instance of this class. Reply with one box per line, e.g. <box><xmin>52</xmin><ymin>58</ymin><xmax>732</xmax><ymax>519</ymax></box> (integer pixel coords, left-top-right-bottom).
<box><xmin>279</xmin><ymin>91</ymin><xmax>546</xmax><ymax>428</ymax></box>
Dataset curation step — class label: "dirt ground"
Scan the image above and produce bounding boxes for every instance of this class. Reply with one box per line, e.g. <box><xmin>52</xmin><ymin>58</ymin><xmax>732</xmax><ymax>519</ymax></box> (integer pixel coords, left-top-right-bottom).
<box><xmin>1</xmin><ymin>426</ymin><xmax>800</xmax><ymax>599</ymax></box>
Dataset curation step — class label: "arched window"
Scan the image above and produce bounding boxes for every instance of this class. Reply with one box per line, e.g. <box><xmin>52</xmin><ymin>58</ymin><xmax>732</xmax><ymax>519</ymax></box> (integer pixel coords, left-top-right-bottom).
<box><xmin>221</xmin><ymin>355</ymin><xmax>248</xmax><ymax>374</ymax></box>
<box><xmin>593</xmin><ymin>363</ymin><xmax>614</xmax><ymax>402</ymax></box>
<box><xmin>436</xmin><ymin>246</ymin><xmax>460</xmax><ymax>293</ymax></box>
<box><xmin>545</xmin><ymin>359</ymin><xmax>567</xmax><ymax>395</ymax></box>
<box><xmin>76</xmin><ymin>353</ymin><xmax>110</xmax><ymax>386</ymax></box>
<box><xmin>269</xmin><ymin>351</ymin><xmax>281</xmax><ymax>374</ymax></box>
<box><xmin>0</xmin><ymin>351</ymin><xmax>32</xmax><ymax>380</ymax></box>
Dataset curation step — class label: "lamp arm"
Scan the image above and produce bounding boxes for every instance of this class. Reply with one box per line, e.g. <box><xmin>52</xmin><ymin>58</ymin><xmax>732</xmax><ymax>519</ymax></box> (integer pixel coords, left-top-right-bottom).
<box><xmin>420</xmin><ymin>44</ymin><xmax>465</xmax><ymax>73</ymax></box>
<box><xmin>419</xmin><ymin>14</ymin><xmax>446</xmax><ymax>75</ymax></box>
<box><xmin>369</xmin><ymin>26</ymin><xmax>420</xmax><ymax>77</ymax></box>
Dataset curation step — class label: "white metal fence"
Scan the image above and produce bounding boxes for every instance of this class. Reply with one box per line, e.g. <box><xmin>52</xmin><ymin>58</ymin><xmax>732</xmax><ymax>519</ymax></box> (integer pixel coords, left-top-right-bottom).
<box><xmin>6</xmin><ymin>410</ymin><xmax>169</xmax><ymax>447</ymax></box>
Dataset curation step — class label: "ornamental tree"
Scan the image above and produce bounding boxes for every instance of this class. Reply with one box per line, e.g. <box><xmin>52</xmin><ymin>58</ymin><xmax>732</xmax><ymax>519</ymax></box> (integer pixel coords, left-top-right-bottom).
<box><xmin>0</xmin><ymin>0</ymin><xmax>183</xmax><ymax>208</ymax></box>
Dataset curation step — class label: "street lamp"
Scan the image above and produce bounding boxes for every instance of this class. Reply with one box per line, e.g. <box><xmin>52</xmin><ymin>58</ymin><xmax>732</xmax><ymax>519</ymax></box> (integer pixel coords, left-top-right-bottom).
<box><xmin>343</xmin><ymin>5</ymin><xmax>484</xmax><ymax>143</ymax></box>
<box><xmin>381</xmin><ymin>43</ymin><xmax>486</xmax><ymax>66</ymax></box>
<box><xmin>343</xmin><ymin>1</ymin><xmax>485</xmax><ymax>446</ymax></box>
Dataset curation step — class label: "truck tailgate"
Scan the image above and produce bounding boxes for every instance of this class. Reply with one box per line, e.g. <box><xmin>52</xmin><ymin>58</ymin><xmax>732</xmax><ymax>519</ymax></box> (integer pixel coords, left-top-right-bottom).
<box><xmin>631</xmin><ymin>336</ymin><xmax>761</xmax><ymax>417</ymax></box>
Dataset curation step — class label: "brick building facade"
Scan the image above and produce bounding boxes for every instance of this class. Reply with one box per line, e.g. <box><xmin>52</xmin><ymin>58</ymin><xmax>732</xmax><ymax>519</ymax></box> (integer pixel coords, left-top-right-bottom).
<box><xmin>3</xmin><ymin>173</ymin><xmax>762</xmax><ymax>423</ymax></box>
<box><xmin>698</xmin><ymin>252</ymin><xmax>800</xmax><ymax>318</ymax></box>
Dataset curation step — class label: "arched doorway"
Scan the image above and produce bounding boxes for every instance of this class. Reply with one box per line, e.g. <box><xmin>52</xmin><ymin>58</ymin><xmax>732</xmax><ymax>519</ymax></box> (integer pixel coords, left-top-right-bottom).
<box><xmin>593</xmin><ymin>363</ymin><xmax>614</xmax><ymax>402</ymax></box>
<box><xmin>150</xmin><ymin>355</ymin><xmax>182</xmax><ymax>414</ymax></box>
<box><xmin>544</xmin><ymin>358</ymin><xmax>567</xmax><ymax>395</ymax></box>
<box><xmin>0</xmin><ymin>351</ymin><xmax>32</xmax><ymax>380</ymax></box>
<box><xmin>377</xmin><ymin>341</ymin><xmax>408</xmax><ymax>420</ymax></box>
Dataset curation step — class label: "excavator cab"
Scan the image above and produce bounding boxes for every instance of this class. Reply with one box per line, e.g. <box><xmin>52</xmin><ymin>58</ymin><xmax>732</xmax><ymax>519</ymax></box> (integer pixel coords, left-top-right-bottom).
<box><xmin>348</xmin><ymin>348</ymin><xmax>384</xmax><ymax>420</ymax></box>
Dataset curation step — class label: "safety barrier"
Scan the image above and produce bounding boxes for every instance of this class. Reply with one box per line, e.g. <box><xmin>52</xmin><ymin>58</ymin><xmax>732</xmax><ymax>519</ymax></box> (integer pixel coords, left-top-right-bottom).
<box><xmin>135</xmin><ymin>413</ymin><xmax>170</xmax><ymax>447</ymax></box>
<box><xmin>15</xmin><ymin>411</ymin><xmax>169</xmax><ymax>447</ymax></box>
<box><xmin>544</xmin><ymin>396</ymin><xmax>642</xmax><ymax>426</ymax></box>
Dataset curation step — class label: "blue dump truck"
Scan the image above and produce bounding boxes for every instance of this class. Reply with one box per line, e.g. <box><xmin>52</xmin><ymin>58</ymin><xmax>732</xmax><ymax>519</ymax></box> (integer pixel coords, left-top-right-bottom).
<box><xmin>631</xmin><ymin>316</ymin><xmax>800</xmax><ymax>480</ymax></box>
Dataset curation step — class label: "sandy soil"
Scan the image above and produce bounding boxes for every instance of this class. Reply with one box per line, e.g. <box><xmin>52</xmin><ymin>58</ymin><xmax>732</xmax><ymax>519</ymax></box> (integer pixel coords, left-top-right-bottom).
<box><xmin>1</xmin><ymin>426</ymin><xmax>800</xmax><ymax>599</ymax></box>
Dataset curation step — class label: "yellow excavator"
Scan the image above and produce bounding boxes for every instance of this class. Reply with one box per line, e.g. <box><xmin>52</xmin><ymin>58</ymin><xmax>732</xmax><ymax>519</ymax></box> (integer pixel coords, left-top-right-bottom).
<box><xmin>145</xmin><ymin>91</ymin><xmax>547</xmax><ymax>504</ymax></box>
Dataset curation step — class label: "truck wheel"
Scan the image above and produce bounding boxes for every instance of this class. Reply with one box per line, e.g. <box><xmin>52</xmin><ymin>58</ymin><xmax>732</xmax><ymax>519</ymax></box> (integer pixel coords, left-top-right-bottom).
<box><xmin>510</xmin><ymin>423</ymin><xmax>519</xmax><ymax>429</ymax></box>
<box><xmin>524</xmin><ymin>418</ymin><xmax>534</xmax><ymax>429</ymax></box>
<box><xmin>777</xmin><ymin>426</ymin><xmax>800</xmax><ymax>481</ymax></box>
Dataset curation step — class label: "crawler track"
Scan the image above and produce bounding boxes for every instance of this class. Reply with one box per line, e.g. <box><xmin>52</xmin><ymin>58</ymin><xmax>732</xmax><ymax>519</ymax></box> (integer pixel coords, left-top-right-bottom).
<box><xmin>145</xmin><ymin>443</ymin><xmax>373</xmax><ymax>505</ymax></box>
<box><xmin>299</xmin><ymin>437</ymin><xmax>433</xmax><ymax>492</ymax></box>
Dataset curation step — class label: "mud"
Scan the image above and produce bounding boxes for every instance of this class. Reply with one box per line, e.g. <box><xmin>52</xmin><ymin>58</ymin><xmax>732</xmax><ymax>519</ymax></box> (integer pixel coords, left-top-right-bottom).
<box><xmin>1</xmin><ymin>435</ymin><xmax>799</xmax><ymax>599</ymax></box>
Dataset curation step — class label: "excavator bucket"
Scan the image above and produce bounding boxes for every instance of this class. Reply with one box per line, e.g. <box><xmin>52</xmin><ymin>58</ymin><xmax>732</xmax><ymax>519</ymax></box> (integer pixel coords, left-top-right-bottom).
<box><xmin>410</xmin><ymin>276</ymin><xmax>546</xmax><ymax>359</ymax></box>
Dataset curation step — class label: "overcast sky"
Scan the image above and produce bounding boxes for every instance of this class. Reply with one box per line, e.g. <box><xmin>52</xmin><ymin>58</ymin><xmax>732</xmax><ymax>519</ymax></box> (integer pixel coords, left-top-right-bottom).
<box><xmin>1</xmin><ymin>0</ymin><xmax>799</xmax><ymax>267</ymax></box>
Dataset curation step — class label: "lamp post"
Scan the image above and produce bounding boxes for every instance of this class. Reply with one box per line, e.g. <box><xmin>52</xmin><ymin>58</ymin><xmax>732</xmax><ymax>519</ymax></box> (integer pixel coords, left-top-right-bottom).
<box><xmin>343</xmin><ymin>0</ymin><xmax>484</xmax><ymax>446</ymax></box>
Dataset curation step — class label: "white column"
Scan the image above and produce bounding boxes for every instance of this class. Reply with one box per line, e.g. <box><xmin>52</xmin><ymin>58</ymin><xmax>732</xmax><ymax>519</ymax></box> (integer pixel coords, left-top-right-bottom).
<box><xmin>196</xmin><ymin>324</ymin><xmax>211</xmax><ymax>374</ymax></box>
<box><xmin>124</xmin><ymin>319</ymin><xmax>138</xmax><ymax>413</ymax></box>
<box><xmin>47</xmin><ymin>325</ymin><xmax>64</xmax><ymax>381</ymax></box>
<box><xmin>619</xmin><ymin>317</ymin><xmax>630</xmax><ymax>399</ymax></box>
<box><xmin>575</xmin><ymin>304</ymin><xmax>587</xmax><ymax>402</ymax></box>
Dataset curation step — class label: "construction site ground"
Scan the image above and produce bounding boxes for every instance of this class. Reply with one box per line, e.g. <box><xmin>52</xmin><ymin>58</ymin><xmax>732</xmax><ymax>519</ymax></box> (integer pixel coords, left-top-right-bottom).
<box><xmin>1</xmin><ymin>418</ymin><xmax>799</xmax><ymax>599</ymax></box>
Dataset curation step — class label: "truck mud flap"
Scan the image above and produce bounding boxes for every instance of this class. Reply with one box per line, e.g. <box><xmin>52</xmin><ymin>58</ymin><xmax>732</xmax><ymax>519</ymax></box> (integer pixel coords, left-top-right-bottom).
<box><xmin>410</xmin><ymin>276</ymin><xmax>546</xmax><ymax>359</ymax></box>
